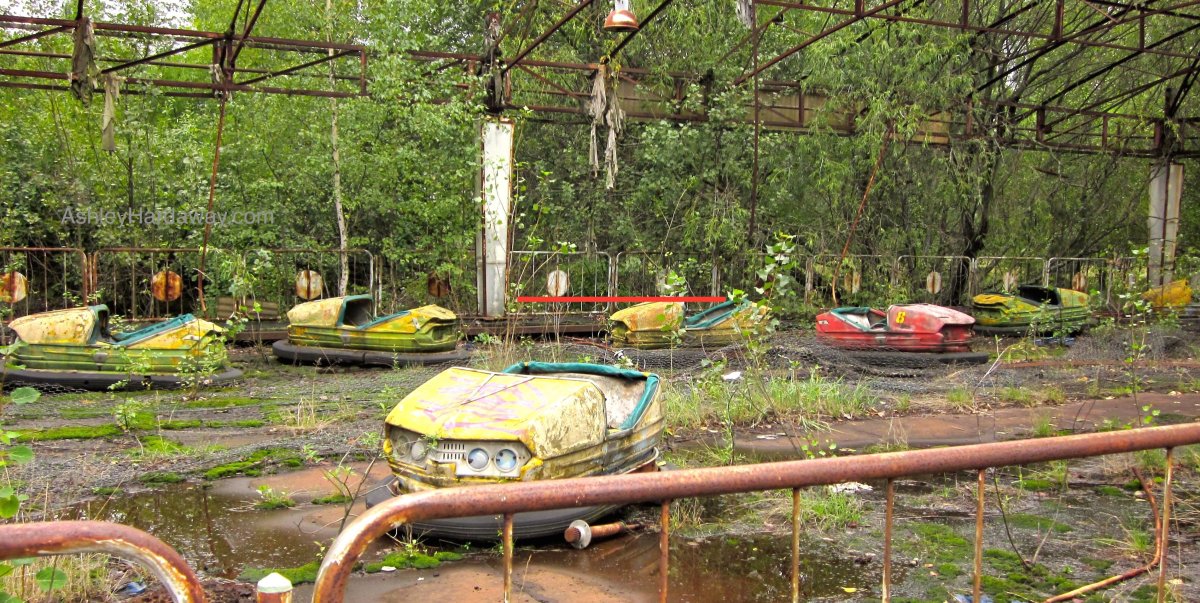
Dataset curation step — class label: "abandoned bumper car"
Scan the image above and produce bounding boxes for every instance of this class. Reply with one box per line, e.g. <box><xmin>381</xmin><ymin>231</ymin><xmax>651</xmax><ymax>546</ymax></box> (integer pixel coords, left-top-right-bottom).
<box><xmin>271</xmin><ymin>294</ymin><xmax>468</xmax><ymax>366</ymax></box>
<box><xmin>815</xmin><ymin>303</ymin><xmax>989</xmax><ymax>364</ymax></box>
<box><xmin>1</xmin><ymin>305</ymin><xmax>241</xmax><ymax>390</ymax></box>
<box><xmin>366</xmin><ymin>362</ymin><xmax>663</xmax><ymax>539</ymax></box>
<box><xmin>608</xmin><ymin>300</ymin><xmax>769</xmax><ymax>349</ymax></box>
<box><xmin>971</xmin><ymin>285</ymin><xmax>1091</xmax><ymax>335</ymax></box>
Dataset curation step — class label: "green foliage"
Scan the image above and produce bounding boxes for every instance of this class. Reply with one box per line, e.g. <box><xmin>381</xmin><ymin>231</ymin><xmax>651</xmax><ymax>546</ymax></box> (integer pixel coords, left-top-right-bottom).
<box><xmin>255</xmin><ymin>485</ymin><xmax>296</xmax><ymax>510</ymax></box>
<box><xmin>239</xmin><ymin>562</ymin><xmax>320</xmax><ymax>585</ymax></box>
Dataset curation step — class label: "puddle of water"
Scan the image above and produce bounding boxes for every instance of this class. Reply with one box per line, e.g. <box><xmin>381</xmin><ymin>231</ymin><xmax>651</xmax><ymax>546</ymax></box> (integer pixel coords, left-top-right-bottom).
<box><xmin>75</xmin><ymin>484</ymin><xmax>321</xmax><ymax>578</ymax></box>
<box><xmin>74</xmin><ymin>483</ymin><xmax>879</xmax><ymax>600</ymax></box>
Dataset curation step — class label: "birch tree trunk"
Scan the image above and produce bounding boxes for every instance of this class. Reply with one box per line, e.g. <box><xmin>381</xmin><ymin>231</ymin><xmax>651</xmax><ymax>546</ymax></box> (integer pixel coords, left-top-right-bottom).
<box><xmin>328</xmin><ymin>0</ymin><xmax>349</xmax><ymax>296</ymax></box>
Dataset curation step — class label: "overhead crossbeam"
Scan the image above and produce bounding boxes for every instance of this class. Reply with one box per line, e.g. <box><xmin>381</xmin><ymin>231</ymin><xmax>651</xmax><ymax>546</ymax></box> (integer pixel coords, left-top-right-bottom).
<box><xmin>742</xmin><ymin>0</ymin><xmax>1200</xmax><ymax>84</ymax></box>
<box><xmin>0</xmin><ymin>14</ymin><xmax>367</xmax><ymax>98</ymax></box>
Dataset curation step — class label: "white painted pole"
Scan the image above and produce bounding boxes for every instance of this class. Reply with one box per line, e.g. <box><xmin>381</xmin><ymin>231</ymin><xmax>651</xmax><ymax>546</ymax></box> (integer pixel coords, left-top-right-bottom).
<box><xmin>477</xmin><ymin>118</ymin><xmax>514</xmax><ymax>318</ymax></box>
<box><xmin>1148</xmin><ymin>162</ymin><xmax>1184</xmax><ymax>287</ymax></box>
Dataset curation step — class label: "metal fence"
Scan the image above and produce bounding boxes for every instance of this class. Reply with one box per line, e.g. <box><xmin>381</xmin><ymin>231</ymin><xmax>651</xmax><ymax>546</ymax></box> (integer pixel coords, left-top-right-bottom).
<box><xmin>89</xmin><ymin>248</ymin><xmax>373</xmax><ymax>321</ymax></box>
<box><xmin>0</xmin><ymin>248</ymin><xmax>1177</xmax><ymax>321</ymax></box>
<box><xmin>312</xmin><ymin>423</ymin><xmax>1200</xmax><ymax>603</ymax></box>
<box><xmin>0</xmin><ymin>424</ymin><xmax>1196</xmax><ymax>602</ymax></box>
<box><xmin>0</xmin><ymin>247</ymin><xmax>90</xmax><ymax>319</ymax></box>
<box><xmin>508</xmin><ymin>251</ymin><xmax>613</xmax><ymax>314</ymax></box>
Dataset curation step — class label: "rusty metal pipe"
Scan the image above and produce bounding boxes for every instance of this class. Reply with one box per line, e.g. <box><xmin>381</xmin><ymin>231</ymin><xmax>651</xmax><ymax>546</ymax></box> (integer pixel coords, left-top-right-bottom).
<box><xmin>564</xmin><ymin>519</ymin><xmax>634</xmax><ymax>549</ymax></box>
<box><xmin>0</xmin><ymin>521</ymin><xmax>206</xmax><ymax>603</ymax></box>
<box><xmin>312</xmin><ymin>423</ymin><xmax>1200</xmax><ymax>602</ymax></box>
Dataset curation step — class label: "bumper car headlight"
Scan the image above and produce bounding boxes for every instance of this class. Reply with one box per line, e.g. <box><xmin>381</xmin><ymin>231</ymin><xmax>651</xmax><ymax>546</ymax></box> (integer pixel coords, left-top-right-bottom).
<box><xmin>494</xmin><ymin>448</ymin><xmax>519</xmax><ymax>473</ymax></box>
<box><xmin>467</xmin><ymin>448</ymin><xmax>490</xmax><ymax>471</ymax></box>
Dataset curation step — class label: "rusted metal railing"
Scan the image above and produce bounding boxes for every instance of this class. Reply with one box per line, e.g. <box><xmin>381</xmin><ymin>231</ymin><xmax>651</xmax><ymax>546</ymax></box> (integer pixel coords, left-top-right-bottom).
<box><xmin>0</xmin><ymin>521</ymin><xmax>206</xmax><ymax>603</ymax></box>
<box><xmin>312</xmin><ymin>423</ymin><xmax>1200</xmax><ymax>603</ymax></box>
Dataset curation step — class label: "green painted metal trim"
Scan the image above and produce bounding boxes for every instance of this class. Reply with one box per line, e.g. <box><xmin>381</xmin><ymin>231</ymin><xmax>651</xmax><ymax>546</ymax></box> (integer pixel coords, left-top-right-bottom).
<box><xmin>337</xmin><ymin>294</ymin><xmax>376</xmax><ymax>327</ymax></box>
<box><xmin>112</xmin><ymin>314</ymin><xmax>199</xmax><ymax>347</ymax></box>
<box><xmin>502</xmin><ymin>361</ymin><xmax>660</xmax><ymax>431</ymax></box>
<box><xmin>357</xmin><ymin>309</ymin><xmax>410</xmax><ymax>330</ymax></box>
<box><xmin>684</xmin><ymin>300</ymin><xmax>739</xmax><ymax>330</ymax></box>
<box><xmin>86</xmin><ymin>305</ymin><xmax>110</xmax><ymax>345</ymax></box>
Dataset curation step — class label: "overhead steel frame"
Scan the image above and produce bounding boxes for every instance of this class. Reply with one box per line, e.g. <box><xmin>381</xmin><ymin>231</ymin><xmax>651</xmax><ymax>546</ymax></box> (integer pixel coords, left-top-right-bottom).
<box><xmin>410</xmin><ymin>0</ymin><xmax>1199</xmax><ymax>158</ymax></box>
<box><xmin>0</xmin><ymin>14</ymin><xmax>368</xmax><ymax>98</ymax></box>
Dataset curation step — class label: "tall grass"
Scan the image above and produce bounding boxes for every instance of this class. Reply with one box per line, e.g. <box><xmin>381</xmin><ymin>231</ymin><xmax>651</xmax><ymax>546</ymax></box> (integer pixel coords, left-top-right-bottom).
<box><xmin>663</xmin><ymin>372</ymin><xmax>879</xmax><ymax>432</ymax></box>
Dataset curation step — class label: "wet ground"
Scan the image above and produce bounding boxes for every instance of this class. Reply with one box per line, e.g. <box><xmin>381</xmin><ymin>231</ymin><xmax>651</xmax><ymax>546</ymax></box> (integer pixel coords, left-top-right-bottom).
<box><xmin>5</xmin><ymin>331</ymin><xmax>1200</xmax><ymax>601</ymax></box>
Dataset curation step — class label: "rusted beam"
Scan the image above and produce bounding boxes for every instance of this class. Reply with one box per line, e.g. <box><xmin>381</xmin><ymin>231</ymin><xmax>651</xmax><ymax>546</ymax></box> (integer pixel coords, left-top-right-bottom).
<box><xmin>0</xmin><ymin>47</ymin><xmax>360</xmax><ymax>81</ymax></box>
<box><xmin>0</xmin><ymin>521</ymin><xmax>206</xmax><ymax>603</ymax></box>
<box><xmin>238</xmin><ymin>49</ymin><xmax>355</xmax><ymax>85</ymax></box>
<box><xmin>0</xmin><ymin>24</ymin><xmax>67</xmax><ymax>49</ymax></box>
<box><xmin>736</xmin><ymin>0</ymin><xmax>913</xmax><ymax>84</ymax></box>
<box><xmin>504</xmin><ymin>0</ymin><xmax>593</xmax><ymax>72</ymax></box>
<box><xmin>0</xmin><ymin>15</ymin><xmax>365</xmax><ymax>52</ymax></box>
<box><xmin>756</xmin><ymin>0</ymin><xmax>1200</xmax><ymax>63</ymax></box>
<box><xmin>608</xmin><ymin>0</ymin><xmax>676</xmax><ymax>59</ymax></box>
<box><xmin>1033</xmin><ymin>21</ymin><xmax>1200</xmax><ymax>110</ymax></box>
<box><xmin>313</xmin><ymin>423</ymin><xmax>1200</xmax><ymax>602</ymax></box>
<box><xmin>230</xmin><ymin>0</ymin><xmax>268</xmax><ymax>66</ymax></box>
<box><xmin>100</xmin><ymin>38</ymin><xmax>216</xmax><ymax>74</ymax></box>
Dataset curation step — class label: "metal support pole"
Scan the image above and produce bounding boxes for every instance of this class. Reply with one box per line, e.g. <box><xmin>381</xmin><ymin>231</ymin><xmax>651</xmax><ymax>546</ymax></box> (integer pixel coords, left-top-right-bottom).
<box><xmin>502</xmin><ymin>513</ymin><xmax>514</xmax><ymax>603</ymax></box>
<box><xmin>1157</xmin><ymin>448</ymin><xmax>1174</xmax><ymax>602</ymax></box>
<box><xmin>659</xmin><ymin>500</ymin><xmax>671</xmax><ymax>603</ymax></box>
<box><xmin>883</xmin><ymin>479</ymin><xmax>894</xmax><ymax>602</ymax></box>
<box><xmin>791</xmin><ymin>488</ymin><xmax>801</xmax><ymax>603</ymax></box>
<box><xmin>974</xmin><ymin>469</ymin><xmax>985</xmax><ymax>603</ymax></box>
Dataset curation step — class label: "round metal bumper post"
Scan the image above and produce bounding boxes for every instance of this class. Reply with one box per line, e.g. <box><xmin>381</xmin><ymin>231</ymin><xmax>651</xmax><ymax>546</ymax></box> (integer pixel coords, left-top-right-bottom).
<box><xmin>256</xmin><ymin>572</ymin><xmax>292</xmax><ymax>603</ymax></box>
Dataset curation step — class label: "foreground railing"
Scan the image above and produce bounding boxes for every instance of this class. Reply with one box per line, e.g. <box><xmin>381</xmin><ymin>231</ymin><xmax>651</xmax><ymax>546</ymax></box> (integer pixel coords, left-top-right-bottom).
<box><xmin>0</xmin><ymin>424</ymin><xmax>1196</xmax><ymax>603</ymax></box>
<box><xmin>313</xmin><ymin>423</ymin><xmax>1200</xmax><ymax>603</ymax></box>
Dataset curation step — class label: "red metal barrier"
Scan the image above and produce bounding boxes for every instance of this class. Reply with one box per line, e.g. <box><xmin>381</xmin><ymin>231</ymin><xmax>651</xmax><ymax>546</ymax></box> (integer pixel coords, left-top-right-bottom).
<box><xmin>312</xmin><ymin>422</ymin><xmax>1200</xmax><ymax>603</ymax></box>
<box><xmin>0</xmin><ymin>520</ymin><xmax>207</xmax><ymax>603</ymax></box>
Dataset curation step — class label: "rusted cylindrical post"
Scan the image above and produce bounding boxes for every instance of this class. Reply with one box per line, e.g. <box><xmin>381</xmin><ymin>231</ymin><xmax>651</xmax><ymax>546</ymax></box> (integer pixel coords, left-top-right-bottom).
<box><xmin>974</xmin><ymin>469</ymin><xmax>985</xmax><ymax>603</ymax></box>
<box><xmin>883</xmin><ymin>478</ymin><xmax>894</xmax><ymax>602</ymax></box>
<box><xmin>791</xmin><ymin>488</ymin><xmax>801</xmax><ymax>603</ymax></box>
<box><xmin>502</xmin><ymin>513</ymin><xmax>514</xmax><ymax>603</ymax></box>
<box><xmin>257</xmin><ymin>572</ymin><xmax>293</xmax><ymax>603</ymax></box>
<box><xmin>659</xmin><ymin>500</ymin><xmax>671</xmax><ymax>603</ymax></box>
<box><xmin>1157</xmin><ymin>448</ymin><xmax>1174</xmax><ymax>603</ymax></box>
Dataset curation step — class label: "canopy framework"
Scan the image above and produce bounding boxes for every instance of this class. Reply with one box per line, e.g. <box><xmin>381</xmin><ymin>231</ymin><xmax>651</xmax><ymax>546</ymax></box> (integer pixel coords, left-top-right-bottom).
<box><xmin>417</xmin><ymin>0</ymin><xmax>1200</xmax><ymax>158</ymax></box>
<box><xmin>0</xmin><ymin>13</ymin><xmax>368</xmax><ymax>98</ymax></box>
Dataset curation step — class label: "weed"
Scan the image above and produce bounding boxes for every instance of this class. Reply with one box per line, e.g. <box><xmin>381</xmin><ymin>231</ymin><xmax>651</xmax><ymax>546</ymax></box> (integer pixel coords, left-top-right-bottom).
<box><xmin>312</xmin><ymin>493</ymin><xmax>352</xmax><ymax>505</ymax></box>
<box><xmin>255</xmin><ymin>486</ymin><xmax>295</xmax><ymax>510</ymax></box>
<box><xmin>945</xmin><ymin>387</ymin><xmax>974</xmax><ymax>412</ymax></box>
<box><xmin>999</xmin><ymin>386</ymin><xmax>1033</xmax><ymax>406</ymax></box>
<box><xmin>139</xmin><ymin>472</ymin><xmax>185</xmax><ymax>484</ymax></box>
<box><xmin>203</xmin><ymin>448</ymin><xmax>299</xmax><ymax>480</ymax></box>
<box><xmin>17</xmin><ymin>425</ymin><xmax>122</xmax><ymax>441</ymax></box>
<box><xmin>0</xmin><ymin>554</ymin><xmax>112</xmax><ymax>602</ymax></box>
<box><xmin>239</xmin><ymin>562</ymin><xmax>320</xmax><ymax>585</ymax></box>
<box><xmin>1041</xmin><ymin>386</ymin><xmax>1066</xmax><ymax>404</ymax></box>
<box><xmin>363</xmin><ymin>548</ymin><xmax>463</xmax><ymax>573</ymax></box>
<box><xmin>1031</xmin><ymin>413</ymin><xmax>1060</xmax><ymax>438</ymax></box>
